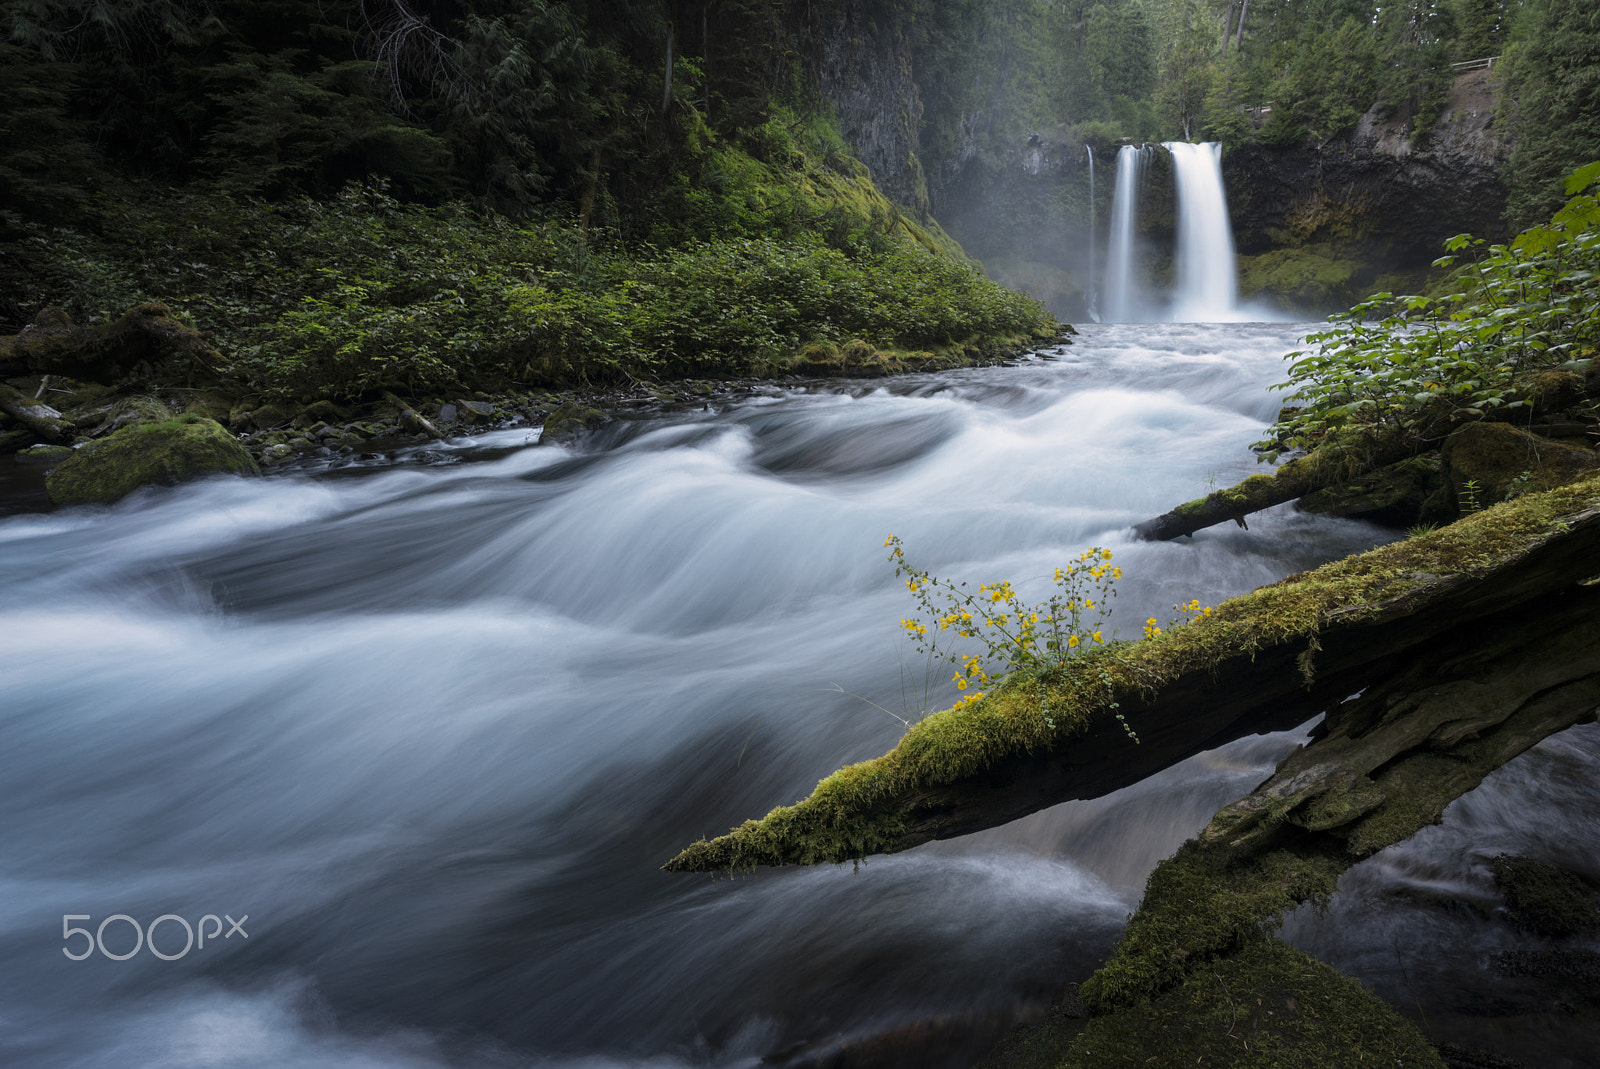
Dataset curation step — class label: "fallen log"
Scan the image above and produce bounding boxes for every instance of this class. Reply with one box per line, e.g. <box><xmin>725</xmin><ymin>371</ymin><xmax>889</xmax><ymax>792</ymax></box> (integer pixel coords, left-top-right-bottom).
<box><xmin>0</xmin><ymin>303</ymin><xmax>222</xmax><ymax>383</ymax></box>
<box><xmin>1134</xmin><ymin>370</ymin><xmax>1599</xmax><ymax>541</ymax></box>
<box><xmin>1132</xmin><ymin>426</ymin><xmax>1423</xmax><ymax>540</ymax></box>
<box><xmin>0</xmin><ymin>382</ymin><xmax>76</xmax><ymax>443</ymax></box>
<box><xmin>665</xmin><ymin>471</ymin><xmax>1600</xmax><ymax>873</ymax></box>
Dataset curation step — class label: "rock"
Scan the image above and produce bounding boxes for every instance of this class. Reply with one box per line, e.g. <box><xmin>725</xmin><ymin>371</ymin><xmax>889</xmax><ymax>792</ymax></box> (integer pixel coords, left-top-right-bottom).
<box><xmin>1298</xmin><ymin>454</ymin><xmax>1442</xmax><ymax>527</ymax></box>
<box><xmin>182</xmin><ymin>391</ymin><xmax>234</xmax><ymax>423</ymax></box>
<box><xmin>1490</xmin><ymin>855</ymin><xmax>1600</xmax><ymax>937</ymax></box>
<box><xmin>15</xmin><ymin>444</ymin><xmax>74</xmax><ymax>465</ymax></box>
<box><xmin>538</xmin><ymin>402</ymin><xmax>607</xmax><ymax>445</ymax></box>
<box><xmin>438</xmin><ymin>402</ymin><xmax>458</xmax><ymax>422</ymax></box>
<box><xmin>1442</xmin><ymin>422</ymin><xmax>1600</xmax><ymax>510</ymax></box>
<box><xmin>302</xmin><ymin>400</ymin><xmax>346</xmax><ymax>424</ymax></box>
<box><xmin>460</xmin><ymin>399</ymin><xmax>496</xmax><ymax>421</ymax></box>
<box><xmin>249</xmin><ymin>403</ymin><xmax>290</xmax><ymax>430</ymax></box>
<box><xmin>46</xmin><ymin>415</ymin><xmax>260</xmax><ymax>506</ymax></box>
<box><xmin>259</xmin><ymin>443</ymin><xmax>292</xmax><ymax>464</ymax></box>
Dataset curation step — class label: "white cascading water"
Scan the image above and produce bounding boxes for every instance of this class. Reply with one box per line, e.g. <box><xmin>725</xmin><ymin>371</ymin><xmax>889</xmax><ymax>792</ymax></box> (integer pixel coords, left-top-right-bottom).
<box><xmin>1102</xmin><ymin>144</ymin><xmax>1150</xmax><ymax>322</ymax></box>
<box><xmin>3</xmin><ymin>324</ymin><xmax>1595</xmax><ymax>1067</ymax></box>
<box><xmin>1086</xmin><ymin>145</ymin><xmax>1099</xmax><ymax>321</ymax></box>
<box><xmin>1163</xmin><ymin>141</ymin><xmax>1241</xmax><ymax>322</ymax></box>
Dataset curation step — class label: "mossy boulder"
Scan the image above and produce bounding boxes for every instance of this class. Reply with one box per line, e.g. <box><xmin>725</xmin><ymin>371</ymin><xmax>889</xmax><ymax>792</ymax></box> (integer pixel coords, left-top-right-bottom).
<box><xmin>46</xmin><ymin>414</ymin><xmax>259</xmax><ymax>506</ymax></box>
<box><xmin>1442</xmin><ymin>422</ymin><xmax>1599</xmax><ymax>509</ymax></box>
<box><xmin>537</xmin><ymin>402</ymin><xmax>607</xmax><ymax>446</ymax></box>
<box><xmin>1053</xmin><ymin>938</ymin><xmax>1444</xmax><ymax>1068</ymax></box>
<box><xmin>1490</xmin><ymin>855</ymin><xmax>1600</xmax><ymax>937</ymax></box>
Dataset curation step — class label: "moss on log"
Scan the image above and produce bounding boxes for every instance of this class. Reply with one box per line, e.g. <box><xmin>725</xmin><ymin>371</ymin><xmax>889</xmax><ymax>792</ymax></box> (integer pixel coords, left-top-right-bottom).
<box><xmin>665</xmin><ymin>471</ymin><xmax>1600</xmax><ymax>873</ymax></box>
<box><xmin>1133</xmin><ymin>426</ymin><xmax>1423</xmax><ymax>540</ymax></box>
<box><xmin>0</xmin><ymin>304</ymin><xmax>222</xmax><ymax>383</ymax></box>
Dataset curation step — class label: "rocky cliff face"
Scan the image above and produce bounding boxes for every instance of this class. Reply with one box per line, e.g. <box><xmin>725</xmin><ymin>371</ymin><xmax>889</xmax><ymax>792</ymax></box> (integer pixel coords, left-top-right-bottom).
<box><xmin>1228</xmin><ymin>69</ymin><xmax>1511</xmax><ymax>280</ymax></box>
<box><xmin>803</xmin><ymin>2</ymin><xmax>931</xmax><ymax>213</ymax></box>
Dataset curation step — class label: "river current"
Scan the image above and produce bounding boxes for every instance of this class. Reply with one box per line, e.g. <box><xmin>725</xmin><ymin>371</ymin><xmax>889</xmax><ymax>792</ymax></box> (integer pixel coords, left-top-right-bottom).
<box><xmin>4</xmin><ymin>323</ymin><xmax>1597</xmax><ymax>1067</ymax></box>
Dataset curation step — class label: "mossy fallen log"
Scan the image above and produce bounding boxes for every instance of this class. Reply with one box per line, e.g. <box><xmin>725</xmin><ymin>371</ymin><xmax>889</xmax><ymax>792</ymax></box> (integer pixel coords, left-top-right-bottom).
<box><xmin>1132</xmin><ymin>426</ymin><xmax>1424</xmax><ymax>541</ymax></box>
<box><xmin>0</xmin><ymin>382</ymin><xmax>76</xmax><ymax>443</ymax></box>
<box><xmin>0</xmin><ymin>304</ymin><xmax>222</xmax><ymax>383</ymax></box>
<box><xmin>665</xmin><ymin>471</ymin><xmax>1600</xmax><ymax>873</ymax></box>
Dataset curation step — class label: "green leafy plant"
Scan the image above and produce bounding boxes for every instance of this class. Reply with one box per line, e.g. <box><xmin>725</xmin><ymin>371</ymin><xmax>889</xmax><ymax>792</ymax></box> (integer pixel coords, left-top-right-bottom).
<box><xmin>885</xmin><ymin>536</ymin><xmax>1211</xmax><ymax>724</ymax></box>
<box><xmin>1256</xmin><ymin>162</ymin><xmax>1600</xmax><ymax>462</ymax></box>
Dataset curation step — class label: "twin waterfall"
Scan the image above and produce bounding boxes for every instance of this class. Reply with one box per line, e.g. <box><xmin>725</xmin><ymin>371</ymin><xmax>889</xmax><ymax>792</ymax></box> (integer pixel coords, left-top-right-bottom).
<box><xmin>1096</xmin><ymin>141</ymin><xmax>1240</xmax><ymax>323</ymax></box>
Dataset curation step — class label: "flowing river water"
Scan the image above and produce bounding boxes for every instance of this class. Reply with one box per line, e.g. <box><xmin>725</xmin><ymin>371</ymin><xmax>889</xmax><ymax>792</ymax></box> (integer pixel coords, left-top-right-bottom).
<box><xmin>3</xmin><ymin>323</ymin><xmax>1597</xmax><ymax>1067</ymax></box>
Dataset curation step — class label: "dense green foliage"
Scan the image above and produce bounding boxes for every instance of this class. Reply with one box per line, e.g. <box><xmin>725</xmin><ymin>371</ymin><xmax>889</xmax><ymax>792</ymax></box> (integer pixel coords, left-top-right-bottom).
<box><xmin>1500</xmin><ymin>0</ymin><xmax>1600</xmax><ymax>226</ymax></box>
<box><xmin>1258</xmin><ymin>162</ymin><xmax>1600</xmax><ymax>460</ymax></box>
<box><xmin>0</xmin><ymin>0</ymin><xmax>1063</xmax><ymax>393</ymax></box>
<box><xmin>14</xmin><ymin>178</ymin><xmax>1051</xmax><ymax>398</ymax></box>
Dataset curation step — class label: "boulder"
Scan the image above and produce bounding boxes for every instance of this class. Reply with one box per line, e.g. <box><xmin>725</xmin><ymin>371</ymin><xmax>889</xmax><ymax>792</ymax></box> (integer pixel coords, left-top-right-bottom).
<box><xmin>46</xmin><ymin>415</ymin><xmax>259</xmax><ymax>506</ymax></box>
<box><xmin>1442</xmin><ymin>422</ymin><xmax>1599</xmax><ymax>510</ymax></box>
<box><xmin>15</xmin><ymin>444</ymin><xmax>73</xmax><ymax>465</ymax></box>
<box><xmin>538</xmin><ymin>402</ymin><xmax>607</xmax><ymax>446</ymax></box>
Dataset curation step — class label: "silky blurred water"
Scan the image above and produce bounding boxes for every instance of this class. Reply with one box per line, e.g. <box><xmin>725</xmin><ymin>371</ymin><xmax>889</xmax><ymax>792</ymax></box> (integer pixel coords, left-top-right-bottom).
<box><xmin>3</xmin><ymin>323</ymin><xmax>1592</xmax><ymax>1067</ymax></box>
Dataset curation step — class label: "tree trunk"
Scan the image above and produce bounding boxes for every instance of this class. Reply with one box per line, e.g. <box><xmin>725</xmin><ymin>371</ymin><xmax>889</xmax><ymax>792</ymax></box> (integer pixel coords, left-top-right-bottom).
<box><xmin>664</xmin><ymin>476</ymin><xmax>1600</xmax><ymax>871</ymax></box>
<box><xmin>1233</xmin><ymin>0</ymin><xmax>1251</xmax><ymax>52</ymax></box>
<box><xmin>662</xmin><ymin>20</ymin><xmax>675</xmax><ymax>113</ymax></box>
<box><xmin>1221</xmin><ymin>1</ymin><xmax>1239</xmax><ymax>58</ymax></box>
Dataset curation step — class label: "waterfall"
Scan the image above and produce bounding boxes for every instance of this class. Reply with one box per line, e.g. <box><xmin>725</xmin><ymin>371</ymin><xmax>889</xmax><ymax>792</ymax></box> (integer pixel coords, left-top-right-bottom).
<box><xmin>1086</xmin><ymin>145</ymin><xmax>1099</xmax><ymax>321</ymax></box>
<box><xmin>1103</xmin><ymin>144</ymin><xmax>1149</xmax><ymax>322</ymax></box>
<box><xmin>1162</xmin><ymin>141</ymin><xmax>1239</xmax><ymax>322</ymax></box>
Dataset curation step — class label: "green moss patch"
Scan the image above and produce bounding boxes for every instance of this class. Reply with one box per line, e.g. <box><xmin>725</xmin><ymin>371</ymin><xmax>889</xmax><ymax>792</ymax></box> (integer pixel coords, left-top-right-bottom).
<box><xmin>1062</xmin><ymin>938</ymin><xmax>1443</xmax><ymax>1068</ymax></box>
<box><xmin>1491</xmin><ymin>855</ymin><xmax>1600</xmax><ymax>937</ymax></box>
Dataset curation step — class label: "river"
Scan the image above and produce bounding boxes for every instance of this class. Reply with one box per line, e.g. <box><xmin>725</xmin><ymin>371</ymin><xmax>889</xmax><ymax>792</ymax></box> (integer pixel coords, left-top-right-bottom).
<box><xmin>3</xmin><ymin>323</ymin><xmax>1596</xmax><ymax>1067</ymax></box>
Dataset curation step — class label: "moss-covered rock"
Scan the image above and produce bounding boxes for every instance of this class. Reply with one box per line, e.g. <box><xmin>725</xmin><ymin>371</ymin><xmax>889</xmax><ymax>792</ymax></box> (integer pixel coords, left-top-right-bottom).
<box><xmin>1442</xmin><ymin>422</ymin><xmax>1599</xmax><ymax>509</ymax></box>
<box><xmin>15</xmin><ymin>443</ymin><xmax>74</xmax><ymax>465</ymax></box>
<box><xmin>46</xmin><ymin>414</ymin><xmax>259</xmax><ymax>506</ymax></box>
<box><xmin>537</xmin><ymin>402</ymin><xmax>608</xmax><ymax>446</ymax></box>
<box><xmin>1059</xmin><ymin>938</ymin><xmax>1444</xmax><ymax>1069</ymax></box>
<box><xmin>1490</xmin><ymin>855</ymin><xmax>1600</xmax><ymax>937</ymax></box>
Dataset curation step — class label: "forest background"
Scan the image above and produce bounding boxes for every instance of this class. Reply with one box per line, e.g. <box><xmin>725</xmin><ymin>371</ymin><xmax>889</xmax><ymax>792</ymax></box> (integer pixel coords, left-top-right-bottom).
<box><xmin>1</xmin><ymin>0</ymin><xmax>1595</xmax><ymax>398</ymax></box>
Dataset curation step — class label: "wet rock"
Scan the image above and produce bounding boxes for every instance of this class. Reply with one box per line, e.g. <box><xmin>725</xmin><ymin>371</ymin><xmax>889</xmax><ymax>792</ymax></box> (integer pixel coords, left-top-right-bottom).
<box><xmin>46</xmin><ymin>415</ymin><xmax>259</xmax><ymax>506</ymax></box>
<box><xmin>538</xmin><ymin>402</ymin><xmax>607</xmax><ymax>445</ymax></box>
<box><xmin>438</xmin><ymin>402</ymin><xmax>458</xmax><ymax>422</ymax></box>
<box><xmin>1490</xmin><ymin>855</ymin><xmax>1600</xmax><ymax>937</ymax></box>
<box><xmin>460</xmin><ymin>399</ymin><xmax>496</xmax><ymax>421</ymax></box>
<box><xmin>259</xmin><ymin>443</ymin><xmax>292</xmax><ymax>464</ymax></box>
<box><xmin>16</xmin><ymin>443</ymin><xmax>74</xmax><ymax>464</ymax></box>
